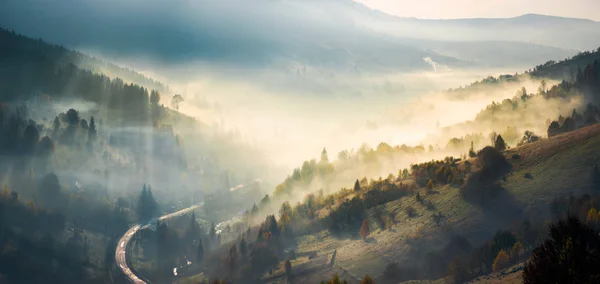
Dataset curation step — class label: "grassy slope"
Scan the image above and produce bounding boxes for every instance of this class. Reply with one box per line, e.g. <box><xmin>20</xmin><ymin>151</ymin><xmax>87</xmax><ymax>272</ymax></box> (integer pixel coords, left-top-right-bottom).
<box><xmin>273</xmin><ymin>123</ymin><xmax>600</xmax><ymax>284</ymax></box>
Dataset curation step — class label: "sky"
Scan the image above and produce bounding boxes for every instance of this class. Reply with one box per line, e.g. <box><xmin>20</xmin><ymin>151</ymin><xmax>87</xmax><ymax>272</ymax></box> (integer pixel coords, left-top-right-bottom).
<box><xmin>355</xmin><ymin>0</ymin><xmax>600</xmax><ymax>21</ymax></box>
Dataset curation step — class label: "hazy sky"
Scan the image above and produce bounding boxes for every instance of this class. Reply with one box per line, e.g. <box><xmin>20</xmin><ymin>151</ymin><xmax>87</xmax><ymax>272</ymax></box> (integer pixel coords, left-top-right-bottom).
<box><xmin>355</xmin><ymin>0</ymin><xmax>600</xmax><ymax>21</ymax></box>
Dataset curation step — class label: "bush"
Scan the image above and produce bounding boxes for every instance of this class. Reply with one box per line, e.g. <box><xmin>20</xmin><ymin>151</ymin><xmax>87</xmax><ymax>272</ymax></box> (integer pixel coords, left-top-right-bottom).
<box><xmin>523</xmin><ymin>217</ymin><xmax>600</xmax><ymax>283</ymax></box>
<box><xmin>476</xmin><ymin>146</ymin><xmax>510</xmax><ymax>181</ymax></box>
<box><xmin>383</xmin><ymin>262</ymin><xmax>416</xmax><ymax>282</ymax></box>
<box><xmin>405</xmin><ymin>206</ymin><xmax>416</xmax><ymax>218</ymax></box>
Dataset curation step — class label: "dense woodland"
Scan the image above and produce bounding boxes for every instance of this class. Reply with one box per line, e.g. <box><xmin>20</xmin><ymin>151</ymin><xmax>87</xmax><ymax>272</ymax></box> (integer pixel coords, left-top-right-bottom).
<box><xmin>0</xmin><ymin>29</ymin><xmax>275</xmax><ymax>283</ymax></box>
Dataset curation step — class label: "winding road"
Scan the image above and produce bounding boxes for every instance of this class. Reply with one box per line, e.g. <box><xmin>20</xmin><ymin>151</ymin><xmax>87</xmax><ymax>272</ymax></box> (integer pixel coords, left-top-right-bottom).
<box><xmin>115</xmin><ymin>203</ymin><xmax>204</xmax><ymax>284</ymax></box>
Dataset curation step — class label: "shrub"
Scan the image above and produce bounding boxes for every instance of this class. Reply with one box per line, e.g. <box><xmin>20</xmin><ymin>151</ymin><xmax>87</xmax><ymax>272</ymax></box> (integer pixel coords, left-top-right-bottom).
<box><xmin>384</xmin><ymin>263</ymin><xmax>400</xmax><ymax>279</ymax></box>
<box><xmin>476</xmin><ymin>146</ymin><xmax>510</xmax><ymax>181</ymax></box>
<box><xmin>405</xmin><ymin>206</ymin><xmax>416</xmax><ymax>217</ymax></box>
<box><xmin>415</xmin><ymin>191</ymin><xmax>422</xmax><ymax>203</ymax></box>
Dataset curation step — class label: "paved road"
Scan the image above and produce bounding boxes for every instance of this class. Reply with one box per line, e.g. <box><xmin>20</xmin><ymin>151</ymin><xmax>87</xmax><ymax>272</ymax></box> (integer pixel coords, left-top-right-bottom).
<box><xmin>115</xmin><ymin>179</ymin><xmax>260</xmax><ymax>283</ymax></box>
<box><xmin>115</xmin><ymin>203</ymin><xmax>204</xmax><ymax>284</ymax></box>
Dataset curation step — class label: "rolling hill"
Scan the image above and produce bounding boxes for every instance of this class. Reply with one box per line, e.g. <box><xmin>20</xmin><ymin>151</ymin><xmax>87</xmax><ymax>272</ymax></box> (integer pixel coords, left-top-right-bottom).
<box><xmin>264</xmin><ymin>121</ymin><xmax>600</xmax><ymax>284</ymax></box>
<box><xmin>2</xmin><ymin>0</ymin><xmax>597</xmax><ymax>75</ymax></box>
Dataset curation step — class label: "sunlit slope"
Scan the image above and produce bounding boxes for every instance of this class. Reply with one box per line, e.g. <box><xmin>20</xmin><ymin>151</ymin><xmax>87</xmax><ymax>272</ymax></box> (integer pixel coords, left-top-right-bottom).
<box><xmin>285</xmin><ymin>124</ymin><xmax>600</xmax><ymax>283</ymax></box>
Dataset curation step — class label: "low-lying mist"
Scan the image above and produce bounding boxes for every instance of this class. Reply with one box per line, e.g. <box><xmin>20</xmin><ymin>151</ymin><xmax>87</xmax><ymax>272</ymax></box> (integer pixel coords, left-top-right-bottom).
<box><xmin>153</xmin><ymin>62</ymin><xmax>554</xmax><ymax>173</ymax></box>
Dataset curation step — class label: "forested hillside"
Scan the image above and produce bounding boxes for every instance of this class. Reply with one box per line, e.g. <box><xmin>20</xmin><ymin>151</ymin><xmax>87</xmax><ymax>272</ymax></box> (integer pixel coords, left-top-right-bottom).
<box><xmin>0</xmin><ymin>29</ymin><xmax>278</xmax><ymax>283</ymax></box>
<box><xmin>0</xmin><ymin>28</ymin><xmax>167</xmax><ymax>94</ymax></box>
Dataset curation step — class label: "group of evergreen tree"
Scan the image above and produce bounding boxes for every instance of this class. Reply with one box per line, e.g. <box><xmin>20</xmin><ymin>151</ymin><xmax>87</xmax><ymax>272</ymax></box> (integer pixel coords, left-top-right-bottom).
<box><xmin>137</xmin><ymin>184</ymin><xmax>159</xmax><ymax>221</ymax></box>
<box><xmin>547</xmin><ymin>104</ymin><xmax>600</xmax><ymax>137</ymax></box>
<box><xmin>0</xmin><ymin>29</ymin><xmax>166</xmax><ymax>125</ymax></box>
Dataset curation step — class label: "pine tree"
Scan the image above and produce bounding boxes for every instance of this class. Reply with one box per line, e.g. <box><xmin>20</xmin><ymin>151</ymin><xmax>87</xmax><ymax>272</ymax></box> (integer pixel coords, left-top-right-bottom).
<box><xmin>239</xmin><ymin>237</ymin><xmax>247</xmax><ymax>257</ymax></box>
<box><xmin>494</xmin><ymin>134</ymin><xmax>507</xmax><ymax>151</ymax></box>
<box><xmin>186</xmin><ymin>211</ymin><xmax>201</xmax><ymax>243</ymax></box>
<box><xmin>196</xmin><ymin>239</ymin><xmax>204</xmax><ymax>263</ymax></box>
<box><xmin>320</xmin><ymin>148</ymin><xmax>329</xmax><ymax>163</ymax></box>
<box><xmin>251</xmin><ymin>203</ymin><xmax>259</xmax><ymax>215</ymax></box>
<box><xmin>354</xmin><ymin>179</ymin><xmax>361</xmax><ymax>192</ymax></box>
<box><xmin>468</xmin><ymin>141</ymin><xmax>476</xmax><ymax>158</ymax></box>
<box><xmin>53</xmin><ymin>116</ymin><xmax>60</xmax><ymax>133</ymax></box>
<box><xmin>88</xmin><ymin>116</ymin><xmax>97</xmax><ymax>143</ymax></box>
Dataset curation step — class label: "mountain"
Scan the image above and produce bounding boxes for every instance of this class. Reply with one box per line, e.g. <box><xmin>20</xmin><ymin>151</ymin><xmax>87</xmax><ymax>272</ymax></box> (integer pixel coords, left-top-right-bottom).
<box><xmin>3</xmin><ymin>0</ymin><xmax>597</xmax><ymax>75</ymax></box>
<box><xmin>0</xmin><ymin>0</ymin><xmax>465</xmax><ymax>73</ymax></box>
<box><xmin>346</xmin><ymin>3</ymin><xmax>600</xmax><ymax>51</ymax></box>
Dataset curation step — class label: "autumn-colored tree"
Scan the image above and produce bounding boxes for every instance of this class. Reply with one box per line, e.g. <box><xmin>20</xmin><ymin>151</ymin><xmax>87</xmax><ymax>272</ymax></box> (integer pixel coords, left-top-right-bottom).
<box><xmin>586</xmin><ymin>208</ymin><xmax>600</xmax><ymax>227</ymax></box>
<box><xmin>360</xmin><ymin>219</ymin><xmax>370</xmax><ymax>240</ymax></box>
<box><xmin>426</xmin><ymin>179</ymin><xmax>434</xmax><ymax>190</ymax></box>
<box><xmin>492</xmin><ymin>249</ymin><xmax>510</xmax><ymax>272</ymax></box>
<box><xmin>361</xmin><ymin>275</ymin><xmax>374</xmax><ymax>284</ymax></box>
<box><xmin>320</xmin><ymin>275</ymin><xmax>348</xmax><ymax>284</ymax></box>
<box><xmin>279</xmin><ymin>201</ymin><xmax>292</xmax><ymax>229</ymax></box>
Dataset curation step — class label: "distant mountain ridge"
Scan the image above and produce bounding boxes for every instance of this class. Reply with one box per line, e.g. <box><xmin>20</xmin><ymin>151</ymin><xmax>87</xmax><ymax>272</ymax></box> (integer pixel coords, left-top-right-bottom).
<box><xmin>2</xmin><ymin>0</ymin><xmax>598</xmax><ymax>75</ymax></box>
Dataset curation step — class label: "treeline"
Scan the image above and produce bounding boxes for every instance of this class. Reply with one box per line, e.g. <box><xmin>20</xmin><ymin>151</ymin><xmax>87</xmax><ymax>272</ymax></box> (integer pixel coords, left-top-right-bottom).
<box><xmin>442</xmin><ymin>59</ymin><xmax>600</xmax><ymax>155</ymax></box>
<box><xmin>1</xmin><ymin>29</ymin><xmax>165</xmax><ymax>125</ymax></box>
<box><xmin>0</xmin><ymin>28</ymin><xmax>167</xmax><ymax>93</ymax></box>
<box><xmin>529</xmin><ymin>47</ymin><xmax>600</xmax><ymax>80</ymax></box>
<box><xmin>446</xmin><ymin>45</ymin><xmax>600</xmax><ymax>96</ymax></box>
<box><xmin>271</xmin><ymin>145</ymin><xmax>428</xmax><ymax>200</ymax></box>
<box><xmin>547</xmin><ymin>104</ymin><xmax>600</xmax><ymax>137</ymax></box>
